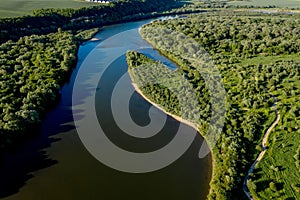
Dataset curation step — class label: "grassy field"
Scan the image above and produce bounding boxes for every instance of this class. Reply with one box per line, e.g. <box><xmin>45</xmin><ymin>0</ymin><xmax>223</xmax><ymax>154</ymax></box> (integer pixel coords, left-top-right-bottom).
<box><xmin>240</xmin><ymin>55</ymin><xmax>300</xmax><ymax>200</ymax></box>
<box><xmin>240</xmin><ymin>54</ymin><xmax>300</xmax><ymax>66</ymax></box>
<box><xmin>250</xmin><ymin>111</ymin><xmax>300</xmax><ymax>199</ymax></box>
<box><xmin>228</xmin><ymin>0</ymin><xmax>300</xmax><ymax>8</ymax></box>
<box><xmin>246</xmin><ymin>55</ymin><xmax>300</xmax><ymax>199</ymax></box>
<box><xmin>0</xmin><ymin>0</ymin><xmax>98</xmax><ymax>18</ymax></box>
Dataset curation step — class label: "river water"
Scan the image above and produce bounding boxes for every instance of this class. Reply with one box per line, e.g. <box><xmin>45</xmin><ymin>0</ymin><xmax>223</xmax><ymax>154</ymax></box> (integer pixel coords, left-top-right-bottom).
<box><xmin>0</xmin><ymin>19</ymin><xmax>212</xmax><ymax>200</ymax></box>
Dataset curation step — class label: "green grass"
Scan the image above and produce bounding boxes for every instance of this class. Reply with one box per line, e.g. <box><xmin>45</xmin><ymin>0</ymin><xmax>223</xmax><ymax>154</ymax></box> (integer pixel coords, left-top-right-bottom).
<box><xmin>0</xmin><ymin>0</ymin><xmax>98</xmax><ymax>18</ymax></box>
<box><xmin>251</xmin><ymin>122</ymin><xmax>300</xmax><ymax>199</ymax></box>
<box><xmin>248</xmin><ymin>58</ymin><xmax>300</xmax><ymax>199</ymax></box>
<box><xmin>240</xmin><ymin>54</ymin><xmax>300</xmax><ymax>66</ymax></box>
<box><xmin>228</xmin><ymin>0</ymin><xmax>300</xmax><ymax>8</ymax></box>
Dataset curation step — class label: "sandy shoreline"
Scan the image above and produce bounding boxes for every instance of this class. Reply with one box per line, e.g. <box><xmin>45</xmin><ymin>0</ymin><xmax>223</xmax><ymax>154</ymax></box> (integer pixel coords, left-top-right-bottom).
<box><xmin>90</xmin><ymin>37</ymin><xmax>101</xmax><ymax>41</ymax></box>
<box><xmin>128</xmin><ymin>71</ymin><xmax>200</xmax><ymax>133</ymax></box>
<box><xmin>128</xmin><ymin>59</ymin><xmax>215</xmax><ymax>197</ymax></box>
<box><xmin>131</xmin><ymin>82</ymin><xmax>201</xmax><ymax>130</ymax></box>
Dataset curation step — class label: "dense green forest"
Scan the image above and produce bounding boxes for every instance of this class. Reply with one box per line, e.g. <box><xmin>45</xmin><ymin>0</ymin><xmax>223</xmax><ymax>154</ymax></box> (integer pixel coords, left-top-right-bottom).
<box><xmin>130</xmin><ymin>12</ymin><xmax>300</xmax><ymax>199</ymax></box>
<box><xmin>0</xmin><ymin>0</ymin><xmax>186</xmax><ymax>155</ymax></box>
<box><xmin>0</xmin><ymin>31</ymin><xmax>77</xmax><ymax>152</ymax></box>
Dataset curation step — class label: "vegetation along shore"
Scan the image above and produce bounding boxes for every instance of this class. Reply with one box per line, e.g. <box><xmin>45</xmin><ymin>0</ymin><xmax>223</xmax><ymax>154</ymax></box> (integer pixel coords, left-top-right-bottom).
<box><xmin>127</xmin><ymin>10</ymin><xmax>300</xmax><ymax>199</ymax></box>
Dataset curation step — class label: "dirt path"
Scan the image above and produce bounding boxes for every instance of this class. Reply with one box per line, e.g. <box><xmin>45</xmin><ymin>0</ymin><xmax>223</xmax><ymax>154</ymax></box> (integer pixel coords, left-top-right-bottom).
<box><xmin>243</xmin><ymin>97</ymin><xmax>280</xmax><ymax>200</ymax></box>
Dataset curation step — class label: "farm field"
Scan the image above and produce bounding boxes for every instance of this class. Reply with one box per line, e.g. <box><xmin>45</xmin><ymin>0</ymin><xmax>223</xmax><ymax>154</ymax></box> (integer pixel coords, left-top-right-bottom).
<box><xmin>0</xmin><ymin>0</ymin><xmax>98</xmax><ymax>18</ymax></box>
<box><xmin>228</xmin><ymin>0</ymin><xmax>300</xmax><ymax>8</ymax></box>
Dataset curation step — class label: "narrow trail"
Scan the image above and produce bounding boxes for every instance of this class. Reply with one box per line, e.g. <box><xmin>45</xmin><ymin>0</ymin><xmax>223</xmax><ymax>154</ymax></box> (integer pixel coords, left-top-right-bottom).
<box><xmin>243</xmin><ymin>97</ymin><xmax>281</xmax><ymax>200</ymax></box>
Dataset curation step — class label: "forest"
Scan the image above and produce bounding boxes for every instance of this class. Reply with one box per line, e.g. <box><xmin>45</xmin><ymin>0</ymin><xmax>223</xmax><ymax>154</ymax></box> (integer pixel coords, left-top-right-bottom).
<box><xmin>0</xmin><ymin>31</ymin><xmax>77</xmax><ymax>152</ymax></box>
<box><xmin>131</xmin><ymin>12</ymin><xmax>300</xmax><ymax>199</ymax></box>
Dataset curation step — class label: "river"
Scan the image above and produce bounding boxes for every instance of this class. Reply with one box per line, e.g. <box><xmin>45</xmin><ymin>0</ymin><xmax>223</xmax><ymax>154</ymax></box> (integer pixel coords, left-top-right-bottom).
<box><xmin>0</xmin><ymin>18</ymin><xmax>212</xmax><ymax>200</ymax></box>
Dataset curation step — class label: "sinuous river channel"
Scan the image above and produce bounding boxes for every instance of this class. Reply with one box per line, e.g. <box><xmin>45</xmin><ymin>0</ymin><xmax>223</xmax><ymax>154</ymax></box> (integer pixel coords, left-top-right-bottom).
<box><xmin>0</xmin><ymin>18</ymin><xmax>212</xmax><ymax>200</ymax></box>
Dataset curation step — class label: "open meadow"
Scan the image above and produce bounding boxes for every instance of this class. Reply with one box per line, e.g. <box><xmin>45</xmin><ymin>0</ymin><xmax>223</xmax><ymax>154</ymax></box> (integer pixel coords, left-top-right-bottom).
<box><xmin>228</xmin><ymin>0</ymin><xmax>300</xmax><ymax>8</ymax></box>
<box><xmin>0</xmin><ymin>0</ymin><xmax>98</xmax><ymax>18</ymax></box>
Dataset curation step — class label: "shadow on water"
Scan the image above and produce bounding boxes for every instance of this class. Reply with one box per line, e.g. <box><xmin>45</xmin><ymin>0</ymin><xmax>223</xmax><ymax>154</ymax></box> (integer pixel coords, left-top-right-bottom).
<box><xmin>0</xmin><ymin>21</ymin><xmax>127</xmax><ymax>196</ymax></box>
<box><xmin>0</xmin><ymin>36</ymin><xmax>98</xmax><ymax>199</ymax></box>
<box><xmin>0</xmin><ymin>104</ymin><xmax>74</xmax><ymax>198</ymax></box>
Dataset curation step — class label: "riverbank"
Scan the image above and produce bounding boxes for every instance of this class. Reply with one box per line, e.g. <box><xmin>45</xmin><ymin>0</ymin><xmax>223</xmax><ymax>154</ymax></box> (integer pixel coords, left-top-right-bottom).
<box><xmin>130</xmin><ymin>82</ymin><xmax>200</xmax><ymax>132</ymax></box>
<box><xmin>90</xmin><ymin>37</ymin><xmax>101</xmax><ymax>41</ymax></box>
<box><xmin>128</xmin><ymin>65</ymin><xmax>215</xmax><ymax>196</ymax></box>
